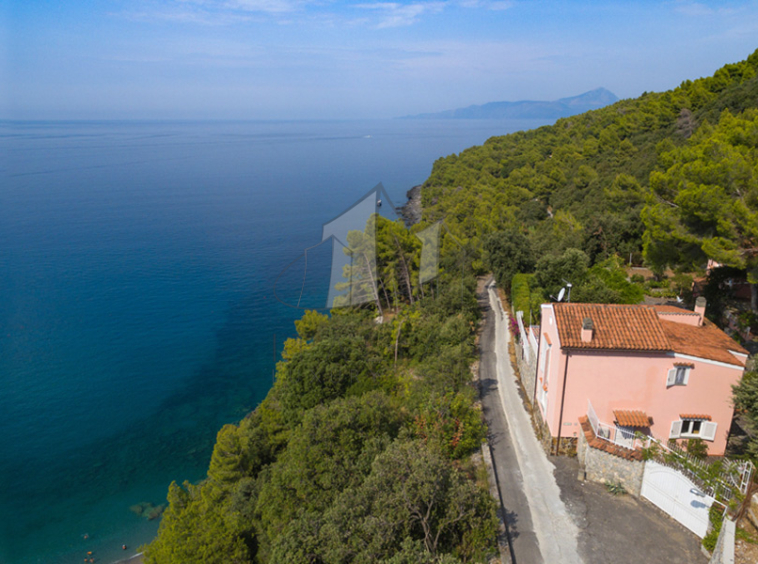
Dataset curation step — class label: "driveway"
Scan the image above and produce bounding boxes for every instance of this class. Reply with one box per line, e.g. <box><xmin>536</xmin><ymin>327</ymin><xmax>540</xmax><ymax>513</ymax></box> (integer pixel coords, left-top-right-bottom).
<box><xmin>552</xmin><ymin>456</ymin><xmax>706</xmax><ymax>564</ymax></box>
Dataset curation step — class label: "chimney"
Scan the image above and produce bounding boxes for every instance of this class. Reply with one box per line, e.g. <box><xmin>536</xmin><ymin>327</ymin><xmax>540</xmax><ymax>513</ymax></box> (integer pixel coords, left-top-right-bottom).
<box><xmin>581</xmin><ymin>317</ymin><xmax>594</xmax><ymax>342</ymax></box>
<box><xmin>694</xmin><ymin>297</ymin><xmax>706</xmax><ymax>326</ymax></box>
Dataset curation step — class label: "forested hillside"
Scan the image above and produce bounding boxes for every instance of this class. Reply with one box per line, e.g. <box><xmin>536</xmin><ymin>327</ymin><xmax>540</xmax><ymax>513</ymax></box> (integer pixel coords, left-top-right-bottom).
<box><xmin>422</xmin><ymin>49</ymin><xmax>758</xmax><ymax>316</ymax></box>
<box><xmin>144</xmin><ymin>50</ymin><xmax>758</xmax><ymax>562</ymax></box>
<box><xmin>144</xmin><ymin>229</ymin><xmax>499</xmax><ymax>563</ymax></box>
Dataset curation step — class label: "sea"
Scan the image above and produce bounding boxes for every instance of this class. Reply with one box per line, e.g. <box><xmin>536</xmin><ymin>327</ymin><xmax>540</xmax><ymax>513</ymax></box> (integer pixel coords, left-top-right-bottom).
<box><xmin>0</xmin><ymin>118</ymin><xmax>552</xmax><ymax>564</ymax></box>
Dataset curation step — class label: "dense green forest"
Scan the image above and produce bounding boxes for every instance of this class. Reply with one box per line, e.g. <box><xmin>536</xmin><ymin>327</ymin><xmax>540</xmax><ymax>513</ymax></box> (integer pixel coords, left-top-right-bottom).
<box><xmin>422</xmin><ymin>49</ymin><xmax>758</xmax><ymax>318</ymax></box>
<box><xmin>144</xmin><ymin>230</ymin><xmax>499</xmax><ymax>563</ymax></box>
<box><xmin>145</xmin><ymin>50</ymin><xmax>758</xmax><ymax>562</ymax></box>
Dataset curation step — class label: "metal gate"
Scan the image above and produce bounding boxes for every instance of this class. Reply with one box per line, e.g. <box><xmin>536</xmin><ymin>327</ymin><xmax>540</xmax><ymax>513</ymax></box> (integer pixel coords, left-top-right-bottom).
<box><xmin>640</xmin><ymin>460</ymin><xmax>714</xmax><ymax>538</ymax></box>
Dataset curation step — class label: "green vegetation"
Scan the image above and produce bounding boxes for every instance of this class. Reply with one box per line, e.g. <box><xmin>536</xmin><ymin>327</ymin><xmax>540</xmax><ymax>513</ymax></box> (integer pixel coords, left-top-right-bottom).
<box><xmin>145</xmin><ymin>49</ymin><xmax>758</xmax><ymax>562</ymax></box>
<box><xmin>604</xmin><ymin>481</ymin><xmax>628</xmax><ymax>496</ymax></box>
<box><xmin>685</xmin><ymin>438</ymin><xmax>709</xmax><ymax>460</ymax></box>
<box><xmin>144</xmin><ymin>232</ymin><xmax>497</xmax><ymax>563</ymax></box>
<box><xmin>702</xmin><ymin>505</ymin><xmax>726</xmax><ymax>553</ymax></box>
<box><xmin>421</xmin><ymin>49</ymin><xmax>758</xmax><ymax>308</ymax></box>
<box><xmin>510</xmin><ymin>273</ymin><xmax>533</xmax><ymax>321</ymax></box>
<box><xmin>643</xmin><ymin>108</ymin><xmax>758</xmax><ymax>309</ymax></box>
<box><xmin>733</xmin><ymin>370</ymin><xmax>758</xmax><ymax>459</ymax></box>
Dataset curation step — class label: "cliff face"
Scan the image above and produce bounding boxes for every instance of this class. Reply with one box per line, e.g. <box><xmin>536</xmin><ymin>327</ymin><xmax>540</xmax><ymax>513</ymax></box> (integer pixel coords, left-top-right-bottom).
<box><xmin>399</xmin><ymin>184</ymin><xmax>422</xmax><ymax>227</ymax></box>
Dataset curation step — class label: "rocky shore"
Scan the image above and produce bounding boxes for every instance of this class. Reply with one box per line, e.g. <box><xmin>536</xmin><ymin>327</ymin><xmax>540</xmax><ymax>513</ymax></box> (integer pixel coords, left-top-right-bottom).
<box><xmin>399</xmin><ymin>184</ymin><xmax>422</xmax><ymax>226</ymax></box>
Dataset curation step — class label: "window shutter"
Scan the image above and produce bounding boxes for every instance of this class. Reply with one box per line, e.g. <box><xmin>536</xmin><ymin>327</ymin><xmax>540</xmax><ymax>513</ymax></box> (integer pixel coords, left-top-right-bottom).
<box><xmin>669</xmin><ymin>420</ymin><xmax>682</xmax><ymax>439</ymax></box>
<box><xmin>701</xmin><ymin>421</ymin><xmax>718</xmax><ymax>441</ymax></box>
<box><xmin>683</xmin><ymin>368</ymin><xmax>690</xmax><ymax>385</ymax></box>
<box><xmin>666</xmin><ymin>368</ymin><xmax>676</xmax><ymax>387</ymax></box>
<box><xmin>540</xmin><ymin>338</ymin><xmax>547</xmax><ymax>372</ymax></box>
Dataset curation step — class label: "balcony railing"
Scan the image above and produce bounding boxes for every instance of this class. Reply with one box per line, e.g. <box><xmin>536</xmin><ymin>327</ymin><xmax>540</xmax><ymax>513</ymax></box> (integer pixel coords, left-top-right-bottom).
<box><xmin>586</xmin><ymin>400</ymin><xmax>650</xmax><ymax>451</ymax></box>
<box><xmin>585</xmin><ymin>400</ymin><xmax>754</xmax><ymax>501</ymax></box>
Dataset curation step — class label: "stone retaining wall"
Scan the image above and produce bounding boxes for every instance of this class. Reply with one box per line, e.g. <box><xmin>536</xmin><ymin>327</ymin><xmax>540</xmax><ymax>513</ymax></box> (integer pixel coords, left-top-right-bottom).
<box><xmin>577</xmin><ymin>416</ymin><xmax>645</xmax><ymax>497</ymax></box>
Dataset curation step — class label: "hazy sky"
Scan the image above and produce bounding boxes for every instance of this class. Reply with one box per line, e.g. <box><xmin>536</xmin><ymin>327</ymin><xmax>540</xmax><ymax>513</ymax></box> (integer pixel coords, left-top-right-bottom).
<box><xmin>3</xmin><ymin>0</ymin><xmax>758</xmax><ymax>119</ymax></box>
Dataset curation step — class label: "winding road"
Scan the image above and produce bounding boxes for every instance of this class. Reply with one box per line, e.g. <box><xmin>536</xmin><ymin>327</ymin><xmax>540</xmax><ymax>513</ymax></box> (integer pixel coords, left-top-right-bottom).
<box><xmin>478</xmin><ymin>278</ymin><xmax>583</xmax><ymax>564</ymax></box>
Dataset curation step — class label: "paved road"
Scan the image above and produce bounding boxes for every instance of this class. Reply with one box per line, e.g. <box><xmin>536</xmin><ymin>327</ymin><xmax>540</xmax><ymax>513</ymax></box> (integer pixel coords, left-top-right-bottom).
<box><xmin>479</xmin><ymin>279</ymin><xmax>583</xmax><ymax>564</ymax></box>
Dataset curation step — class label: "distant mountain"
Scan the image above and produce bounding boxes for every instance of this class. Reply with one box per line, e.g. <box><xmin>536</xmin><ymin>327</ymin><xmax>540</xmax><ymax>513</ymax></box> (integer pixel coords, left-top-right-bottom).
<box><xmin>401</xmin><ymin>88</ymin><xmax>619</xmax><ymax>120</ymax></box>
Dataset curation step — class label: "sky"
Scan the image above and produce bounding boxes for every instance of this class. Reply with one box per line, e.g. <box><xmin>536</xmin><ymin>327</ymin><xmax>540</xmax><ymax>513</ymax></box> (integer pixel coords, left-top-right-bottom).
<box><xmin>2</xmin><ymin>0</ymin><xmax>758</xmax><ymax>120</ymax></box>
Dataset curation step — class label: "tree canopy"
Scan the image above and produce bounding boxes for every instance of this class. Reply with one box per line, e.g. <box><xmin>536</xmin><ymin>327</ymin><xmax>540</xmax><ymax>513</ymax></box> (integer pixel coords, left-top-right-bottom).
<box><xmin>643</xmin><ymin>108</ymin><xmax>758</xmax><ymax>306</ymax></box>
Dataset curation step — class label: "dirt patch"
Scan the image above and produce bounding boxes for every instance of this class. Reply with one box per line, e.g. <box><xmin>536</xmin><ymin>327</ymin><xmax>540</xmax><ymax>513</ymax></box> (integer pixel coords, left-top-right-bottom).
<box><xmin>736</xmin><ymin>516</ymin><xmax>758</xmax><ymax>564</ymax></box>
<box><xmin>736</xmin><ymin>537</ymin><xmax>758</xmax><ymax>563</ymax></box>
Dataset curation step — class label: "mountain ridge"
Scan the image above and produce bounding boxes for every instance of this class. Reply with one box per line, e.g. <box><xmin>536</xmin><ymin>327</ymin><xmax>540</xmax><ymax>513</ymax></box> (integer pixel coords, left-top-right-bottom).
<box><xmin>401</xmin><ymin>87</ymin><xmax>619</xmax><ymax>120</ymax></box>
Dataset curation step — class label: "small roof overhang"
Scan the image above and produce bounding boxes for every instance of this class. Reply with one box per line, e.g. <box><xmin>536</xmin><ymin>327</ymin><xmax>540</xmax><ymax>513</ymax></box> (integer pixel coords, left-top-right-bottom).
<box><xmin>679</xmin><ymin>413</ymin><xmax>712</xmax><ymax>421</ymax></box>
<box><xmin>613</xmin><ymin>409</ymin><xmax>651</xmax><ymax>428</ymax></box>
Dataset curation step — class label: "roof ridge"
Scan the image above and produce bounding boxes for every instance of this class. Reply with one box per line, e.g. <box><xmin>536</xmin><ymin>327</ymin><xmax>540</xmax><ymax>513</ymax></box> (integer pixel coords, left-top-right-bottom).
<box><xmin>552</xmin><ymin>302</ymin><xmax>746</xmax><ymax>364</ymax></box>
<box><xmin>658</xmin><ymin>311</ymin><xmax>698</xmax><ymax>314</ymax></box>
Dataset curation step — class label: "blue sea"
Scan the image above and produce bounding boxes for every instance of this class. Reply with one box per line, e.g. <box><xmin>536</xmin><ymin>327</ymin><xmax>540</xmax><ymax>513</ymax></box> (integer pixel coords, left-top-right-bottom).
<box><xmin>0</xmin><ymin>118</ymin><xmax>551</xmax><ymax>564</ymax></box>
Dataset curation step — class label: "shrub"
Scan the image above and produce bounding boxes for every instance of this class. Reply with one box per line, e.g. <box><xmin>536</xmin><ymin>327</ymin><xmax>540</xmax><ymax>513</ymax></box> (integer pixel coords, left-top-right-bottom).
<box><xmin>605</xmin><ymin>481</ymin><xmax>627</xmax><ymax>495</ymax></box>
<box><xmin>686</xmin><ymin>438</ymin><xmax>709</xmax><ymax>460</ymax></box>
<box><xmin>511</xmin><ymin>273</ymin><xmax>533</xmax><ymax>319</ymax></box>
<box><xmin>702</xmin><ymin>505</ymin><xmax>725</xmax><ymax>552</ymax></box>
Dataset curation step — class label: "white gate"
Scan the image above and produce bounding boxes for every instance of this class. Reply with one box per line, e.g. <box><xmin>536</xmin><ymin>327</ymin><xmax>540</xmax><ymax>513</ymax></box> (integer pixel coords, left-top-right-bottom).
<box><xmin>640</xmin><ymin>460</ymin><xmax>714</xmax><ymax>538</ymax></box>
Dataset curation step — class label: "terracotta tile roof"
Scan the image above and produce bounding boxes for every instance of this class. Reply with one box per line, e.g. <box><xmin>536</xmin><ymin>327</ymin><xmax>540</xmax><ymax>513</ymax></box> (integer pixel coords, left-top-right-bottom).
<box><xmin>654</xmin><ymin>305</ymin><xmax>702</xmax><ymax>316</ymax></box>
<box><xmin>613</xmin><ymin>410</ymin><xmax>651</xmax><ymax>428</ymax></box>
<box><xmin>679</xmin><ymin>413</ymin><xmax>712</xmax><ymax>421</ymax></box>
<box><xmin>551</xmin><ymin>303</ymin><xmax>747</xmax><ymax>366</ymax></box>
<box><xmin>553</xmin><ymin>303</ymin><xmax>670</xmax><ymax>351</ymax></box>
<box><xmin>658</xmin><ymin>317</ymin><xmax>747</xmax><ymax>367</ymax></box>
<box><xmin>579</xmin><ymin>416</ymin><xmax>644</xmax><ymax>461</ymax></box>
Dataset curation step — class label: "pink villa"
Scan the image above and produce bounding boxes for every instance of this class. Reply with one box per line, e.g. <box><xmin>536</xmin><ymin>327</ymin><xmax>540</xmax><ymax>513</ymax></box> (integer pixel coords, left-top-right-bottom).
<box><xmin>534</xmin><ymin>298</ymin><xmax>748</xmax><ymax>456</ymax></box>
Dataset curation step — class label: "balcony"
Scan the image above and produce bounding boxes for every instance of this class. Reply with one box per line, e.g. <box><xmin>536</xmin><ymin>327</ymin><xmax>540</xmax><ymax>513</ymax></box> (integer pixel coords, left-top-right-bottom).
<box><xmin>586</xmin><ymin>400</ymin><xmax>651</xmax><ymax>451</ymax></box>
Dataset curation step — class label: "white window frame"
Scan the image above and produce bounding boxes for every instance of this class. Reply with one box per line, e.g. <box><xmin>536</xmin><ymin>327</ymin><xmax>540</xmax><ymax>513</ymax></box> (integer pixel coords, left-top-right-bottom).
<box><xmin>666</xmin><ymin>366</ymin><xmax>691</xmax><ymax>387</ymax></box>
<box><xmin>669</xmin><ymin>418</ymin><xmax>717</xmax><ymax>441</ymax></box>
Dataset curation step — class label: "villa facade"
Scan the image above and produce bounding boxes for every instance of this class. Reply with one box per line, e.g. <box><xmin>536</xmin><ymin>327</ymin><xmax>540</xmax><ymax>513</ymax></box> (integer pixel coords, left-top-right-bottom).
<box><xmin>533</xmin><ymin>298</ymin><xmax>748</xmax><ymax>455</ymax></box>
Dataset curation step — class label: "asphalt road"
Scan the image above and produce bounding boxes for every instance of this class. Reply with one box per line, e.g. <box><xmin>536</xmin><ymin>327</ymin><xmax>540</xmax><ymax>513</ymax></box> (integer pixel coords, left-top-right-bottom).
<box><xmin>478</xmin><ymin>278</ymin><xmax>583</xmax><ymax>564</ymax></box>
<box><xmin>478</xmin><ymin>278</ymin><xmax>706</xmax><ymax>564</ymax></box>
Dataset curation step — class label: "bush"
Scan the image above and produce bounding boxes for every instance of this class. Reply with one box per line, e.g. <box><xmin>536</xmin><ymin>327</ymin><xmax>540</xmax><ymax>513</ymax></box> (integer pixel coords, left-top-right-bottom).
<box><xmin>511</xmin><ymin>273</ymin><xmax>532</xmax><ymax>319</ymax></box>
<box><xmin>702</xmin><ymin>528</ymin><xmax>719</xmax><ymax>553</ymax></box>
<box><xmin>411</xmin><ymin>390</ymin><xmax>487</xmax><ymax>459</ymax></box>
<box><xmin>702</xmin><ymin>505</ymin><xmax>724</xmax><ymax>552</ymax></box>
<box><xmin>278</xmin><ymin>336</ymin><xmax>368</xmax><ymax>421</ymax></box>
<box><xmin>686</xmin><ymin>438</ymin><xmax>709</xmax><ymax>460</ymax></box>
<box><xmin>605</xmin><ymin>481</ymin><xmax>627</xmax><ymax>495</ymax></box>
<box><xmin>672</xmin><ymin>273</ymin><xmax>694</xmax><ymax>301</ymax></box>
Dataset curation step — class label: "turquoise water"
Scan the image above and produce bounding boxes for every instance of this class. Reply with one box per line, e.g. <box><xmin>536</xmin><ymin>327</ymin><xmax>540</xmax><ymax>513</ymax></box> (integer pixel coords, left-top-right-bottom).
<box><xmin>0</xmin><ymin>118</ymin><xmax>550</xmax><ymax>563</ymax></box>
